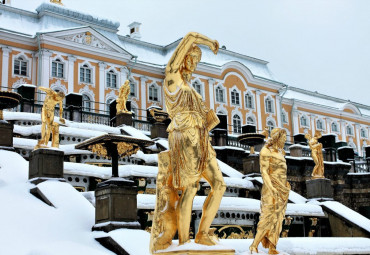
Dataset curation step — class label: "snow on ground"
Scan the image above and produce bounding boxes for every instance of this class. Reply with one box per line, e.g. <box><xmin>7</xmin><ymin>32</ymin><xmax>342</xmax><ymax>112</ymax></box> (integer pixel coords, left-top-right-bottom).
<box><xmin>203</xmin><ymin>176</ymin><xmax>255</xmax><ymax>189</ymax></box>
<box><xmin>0</xmin><ymin>150</ymin><xmax>113</xmax><ymax>255</ymax></box>
<box><xmin>321</xmin><ymin>201</ymin><xmax>370</xmax><ymax>233</ymax></box>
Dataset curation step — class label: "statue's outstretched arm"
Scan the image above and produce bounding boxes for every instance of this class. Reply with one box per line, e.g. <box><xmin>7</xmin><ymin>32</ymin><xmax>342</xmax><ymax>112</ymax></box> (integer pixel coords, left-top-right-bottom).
<box><xmin>38</xmin><ymin>87</ymin><xmax>53</xmax><ymax>94</ymax></box>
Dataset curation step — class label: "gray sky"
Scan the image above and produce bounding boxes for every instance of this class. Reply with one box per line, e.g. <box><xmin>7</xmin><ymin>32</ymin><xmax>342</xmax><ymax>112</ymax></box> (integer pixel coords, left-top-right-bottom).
<box><xmin>14</xmin><ymin>0</ymin><xmax>370</xmax><ymax>105</ymax></box>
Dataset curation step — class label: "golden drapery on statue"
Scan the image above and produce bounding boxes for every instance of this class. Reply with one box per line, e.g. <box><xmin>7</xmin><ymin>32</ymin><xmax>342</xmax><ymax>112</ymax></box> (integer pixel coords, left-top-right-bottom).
<box><xmin>116</xmin><ymin>80</ymin><xmax>131</xmax><ymax>114</ymax></box>
<box><xmin>35</xmin><ymin>87</ymin><xmax>65</xmax><ymax>150</ymax></box>
<box><xmin>150</xmin><ymin>32</ymin><xmax>226</xmax><ymax>254</ymax></box>
<box><xmin>250</xmin><ymin>128</ymin><xmax>291</xmax><ymax>254</ymax></box>
<box><xmin>305</xmin><ymin>131</ymin><xmax>325</xmax><ymax>179</ymax></box>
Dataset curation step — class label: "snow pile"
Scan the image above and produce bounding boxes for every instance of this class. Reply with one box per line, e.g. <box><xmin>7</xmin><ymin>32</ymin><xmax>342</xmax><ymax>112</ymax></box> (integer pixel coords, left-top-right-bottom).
<box><xmin>0</xmin><ymin>150</ymin><xmax>113</xmax><ymax>255</ymax></box>
<box><xmin>203</xmin><ymin>176</ymin><xmax>255</xmax><ymax>189</ymax></box>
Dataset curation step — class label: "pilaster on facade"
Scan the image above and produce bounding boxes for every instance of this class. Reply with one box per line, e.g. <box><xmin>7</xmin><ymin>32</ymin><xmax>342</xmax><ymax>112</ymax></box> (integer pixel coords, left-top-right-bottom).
<box><xmin>325</xmin><ymin>117</ymin><xmax>331</xmax><ymax>133</ymax></box>
<box><xmin>67</xmin><ymin>55</ymin><xmax>76</xmax><ymax>94</ymax></box>
<box><xmin>292</xmin><ymin>109</ymin><xmax>299</xmax><ymax>135</ymax></box>
<box><xmin>355</xmin><ymin>124</ymin><xmax>362</xmax><ymax>156</ymax></box>
<box><xmin>340</xmin><ymin>120</ymin><xmax>346</xmax><ymax>142</ymax></box>
<box><xmin>276</xmin><ymin>95</ymin><xmax>282</xmax><ymax>128</ymax></box>
<box><xmin>310</xmin><ymin>114</ymin><xmax>316</xmax><ymax>136</ymax></box>
<box><xmin>31</xmin><ymin>53</ymin><xmax>37</xmax><ymax>85</ymax></box>
<box><xmin>208</xmin><ymin>78</ymin><xmax>215</xmax><ymax>110</ymax></box>
<box><xmin>1</xmin><ymin>47</ymin><xmax>12</xmax><ymax>91</ymax></box>
<box><xmin>98</xmin><ymin>62</ymin><xmax>107</xmax><ymax>111</ymax></box>
<box><xmin>140</xmin><ymin>76</ymin><xmax>148</xmax><ymax>119</ymax></box>
<box><xmin>255</xmin><ymin>89</ymin><xmax>262</xmax><ymax>132</ymax></box>
<box><xmin>40</xmin><ymin>50</ymin><xmax>53</xmax><ymax>88</ymax></box>
<box><xmin>120</xmin><ymin>66</ymin><xmax>129</xmax><ymax>86</ymax></box>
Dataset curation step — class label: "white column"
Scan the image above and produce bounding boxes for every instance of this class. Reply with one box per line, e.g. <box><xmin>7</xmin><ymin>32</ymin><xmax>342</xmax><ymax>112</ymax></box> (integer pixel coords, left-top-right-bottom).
<box><xmin>120</xmin><ymin>66</ymin><xmax>129</xmax><ymax>86</ymax></box>
<box><xmin>325</xmin><ymin>118</ymin><xmax>331</xmax><ymax>133</ymax></box>
<box><xmin>161</xmin><ymin>80</ymin><xmax>166</xmax><ymax>111</ymax></box>
<box><xmin>355</xmin><ymin>124</ymin><xmax>362</xmax><ymax>156</ymax></box>
<box><xmin>276</xmin><ymin>95</ymin><xmax>282</xmax><ymax>128</ymax></box>
<box><xmin>208</xmin><ymin>78</ymin><xmax>215</xmax><ymax>110</ymax></box>
<box><xmin>340</xmin><ymin>120</ymin><xmax>346</xmax><ymax>142</ymax></box>
<box><xmin>310</xmin><ymin>114</ymin><xmax>316</xmax><ymax>136</ymax></box>
<box><xmin>67</xmin><ymin>55</ymin><xmax>76</xmax><ymax>94</ymax></box>
<box><xmin>40</xmin><ymin>50</ymin><xmax>52</xmax><ymax>88</ymax></box>
<box><xmin>31</xmin><ymin>52</ymin><xmax>37</xmax><ymax>85</ymax></box>
<box><xmin>1</xmin><ymin>47</ymin><xmax>12</xmax><ymax>90</ymax></box>
<box><xmin>98</xmin><ymin>62</ymin><xmax>107</xmax><ymax>112</ymax></box>
<box><xmin>292</xmin><ymin>109</ymin><xmax>299</xmax><ymax>135</ymax></box>
<box><xmin>140</xmin><ymin>76</ymin><xmax>148</xmax><ymax>119</ymax></box>
<box><xmin>255</xmin><ymin>89</ymin><xmax>262</xmax><ymax>132</ymax></box>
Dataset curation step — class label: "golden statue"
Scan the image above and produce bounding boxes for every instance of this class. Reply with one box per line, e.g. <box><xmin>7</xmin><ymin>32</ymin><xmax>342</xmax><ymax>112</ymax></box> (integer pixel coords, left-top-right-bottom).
<box><xmin>116</xmin><ymin>80</ymin><xmax>131</xmax><ymax>114</ymax></box>
<box><xmin>150</xmin><ymin>32</ymin><xmax>226</xmax><ymax>253</ymax></box>
<box><xmin>305</xmin><ymin>130</ymin><xmax>325</xmax><ymax>179</ymax></box>
<box><xmin>250</xmin><ymin>128</ymin><xmax>291</xmax><ymax>254</ymax></box>
<box><xmin>35</xmin><ymin>87</ymin><xmax>65</xmax><ymax>149</ymax></box>
<box><xmin>50</xmin><ymin>0</ymin><xmax>63</xmax><ymax>6</ymax></box>
<box><xmin>261</xmin><ymin>127</ymin><xmax>269</xmax><ymax>139</ymax></box>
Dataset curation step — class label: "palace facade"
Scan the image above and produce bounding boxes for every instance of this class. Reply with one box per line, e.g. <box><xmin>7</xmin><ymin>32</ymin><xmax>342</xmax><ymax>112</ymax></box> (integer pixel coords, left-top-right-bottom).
<box><xmin>0</xmin><ymin>1</ymin><xmax>369</xmax><ymax>156</ymax></box>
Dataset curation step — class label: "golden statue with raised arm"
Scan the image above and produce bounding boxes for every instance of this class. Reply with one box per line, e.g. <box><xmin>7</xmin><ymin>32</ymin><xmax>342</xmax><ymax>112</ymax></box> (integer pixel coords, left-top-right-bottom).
<box><xmin>305</xmin><ymin>130</ymin><xmax>325</xmax><ymax>179</ymax></box>
<box><xmin>250</xmin><ymin>128</ymin><xmax>291</xmax><ymax>254</ymax></box>
<box><xmin>35</xmin><ymin>87</ymin><xmax>65</xmax><ymax>150</ymax></box>
<box><xmin>150</xmin><ymin>32</ymin><xmax>226</xmax><ymax>253</ymax></box>
<box><xmin>116</xmin><ymin>80</ymin><xmax>131</xmax><ymax>114</ymax></box>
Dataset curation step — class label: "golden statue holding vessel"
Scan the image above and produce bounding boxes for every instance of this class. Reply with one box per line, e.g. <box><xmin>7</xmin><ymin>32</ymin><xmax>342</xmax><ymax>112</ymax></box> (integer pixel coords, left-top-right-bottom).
<box><xmin>150</xmin><ymin>32</ymin><xmax>227</xmax><ymax>253</ymax></box>
<box><xmin>305</xmin><ymin>130</ymin><xmax>325</xmax><ymax>179</ymax></box>
<box><xmin>116</xmin><ymin>80</ymin><xmax>131</xmax><ymax>114</ymax></box>
<box><xmin>250</xmin><ymin>128</ymin><xmax>291</xmax><ymax>254</ymax></box>
<box><xmin>35</xmin><ymin>87</ymin><xmax>65</xmax><ymax>150</ymax></box>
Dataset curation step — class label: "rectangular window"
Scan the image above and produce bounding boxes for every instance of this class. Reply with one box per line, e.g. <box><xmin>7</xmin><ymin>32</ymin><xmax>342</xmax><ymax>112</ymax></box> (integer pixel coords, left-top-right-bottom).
<box><xmin>14</xmin><ymin>58</ymin><xmax>27</xmax><ymax>76</ymax></box>
<box><xmin>149</xmin><ymin>86</ymin><xmax>158</xmax><ymax>101</ymax></box>
<box><xmin>231</xmin><ymin>90</ymin><xmax>240</xmax><ymax>105</ymax></box>
<box><xmin>52</xmin><ymin>61</ymin><xmax>64</xmax><ymax>78</ymax></box>
<box><xmin>130</xmin><ymin>82</ymin><xmax>135</xmax><ymax>97</ymax></box>
<box><xmin>246</xmin><ymin>94</ymin><xmax>253</xmax><ymax>108</ymax></box>
<box><xmin>80</xmin><ymin>66</ymin><xmax>92</xmax><ymax>83</ymax></box>
<box><xmin>266</xmin><ymin>100</ymin><xmax>273</xmax><ymax>113</ymax></box>
<box><xmin>216</xmin><ymin>87</ymin><xmax>224</xmax><ymax>103</ymax></box>
<box><xmin>106</xmin><ymin>72</ymin><xmax>117</xmax><ymax>88</ymax></box>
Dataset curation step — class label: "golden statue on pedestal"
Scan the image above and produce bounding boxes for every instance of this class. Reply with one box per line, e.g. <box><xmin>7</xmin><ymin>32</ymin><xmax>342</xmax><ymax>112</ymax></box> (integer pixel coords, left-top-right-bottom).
<box><xmin>305</xmin><ymin>130</ymin><xmax>325</xmax><ymax>179</ymax></box>
<box><xmin>250</xmin><ymin>128</ymin><xmax>291</xmax><ymax>254</ymax></box>
<box><xmin>116</xmin><ymin>80</ymin><xmax>131</xmax><ymax>114</ymax></box>
<box><xmin>35</xmin><ymin>87</ymin><xmax>65</xmax><ymax>150</ymax></box>
<box><xmin>150</xmin><ymin>32</ymin><xmax>226</xmax><ymax>253</ymax></box>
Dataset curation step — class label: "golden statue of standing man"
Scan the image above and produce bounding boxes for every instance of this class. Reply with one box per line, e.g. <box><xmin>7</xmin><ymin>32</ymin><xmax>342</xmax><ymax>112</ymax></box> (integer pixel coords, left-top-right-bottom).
<box><xmin>250</xmin><ymin>128</ymin><xmax>291</xmax><ymax>254</ymax></box>
<box><xmin>305</xmin><ymin>131</ymin><xmax>325</xmax><ymax>179</ymax></box>
<box><xmin>150</xmin><ymin>32</ymin><xmax>226</xmax><ymax>253</ymax></box>
<box><xmin>35</xmin><ymin>87</ymin><xmax>65</xmax><ymax>149</ymax></box>
<box><xmin>116</xmin><ymin>80</ymin><xmax>131</xmax><ymax>114</ymax></box>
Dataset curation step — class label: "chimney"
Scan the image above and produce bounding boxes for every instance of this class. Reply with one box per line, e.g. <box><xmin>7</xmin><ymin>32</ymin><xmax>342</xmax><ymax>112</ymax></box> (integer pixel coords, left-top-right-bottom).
<box><xmin>128</xmin><ymin>22</ymin><xmax>141</xmax><ymax>40</ymax></box>
<box><xmin>1</xmin><ymin>0</ymin><xmax>11</xmax><ymax>5</ymax></box>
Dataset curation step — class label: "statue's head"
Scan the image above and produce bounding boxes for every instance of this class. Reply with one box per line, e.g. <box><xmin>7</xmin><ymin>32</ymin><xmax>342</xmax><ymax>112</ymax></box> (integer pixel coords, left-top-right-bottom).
<box><xmin>268</xmin><ymin>128</ymin><xmax>287</xmax><ymax>150</ymax></box>
<box><xmin>183</xmin><ymin>44</ymin><xmax>202</xmax><ymax>73</ymax></box>
<box><xmin>57</xmin><ymin>91</ymin><xmax>65</xmax><ymax>100</ymax></box>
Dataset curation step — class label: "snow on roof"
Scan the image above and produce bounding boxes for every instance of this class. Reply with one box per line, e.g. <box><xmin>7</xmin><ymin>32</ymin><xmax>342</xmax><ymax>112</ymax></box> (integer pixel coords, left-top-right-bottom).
<box><xmin>0</xmin><ymin>149</ymin><xmax>114</xmax><ymax>255</ymax></box>
<box><xmin>321</xmin><ymin>201</ymin><xmax>370</xmax><ymax>233</ymax></box>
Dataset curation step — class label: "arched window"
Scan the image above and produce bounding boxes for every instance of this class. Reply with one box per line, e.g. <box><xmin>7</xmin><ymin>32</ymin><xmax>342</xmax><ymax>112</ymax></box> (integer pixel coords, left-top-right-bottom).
<box><xmin>232</xmin><ymin>115</ymin><xmax>241</xmax><ymax>134</ymax></box>
<box><xmin>52</xmin><ymin>59</ymin><xmax>64</xmax><ymax>78</ymax></box>
<box><xmin>245</xmin><ymin>92</ymin><xmax>254</xmax><ymax>109</ymax></box>
<box><xmin>316</xmin><ymin>119</ymin><xmax>323</xmax><ymax>130</ymax></box>
<box><xmin>331</xmin><ymin>122</ymin><xmax>339</xmax><ymax>132</ymax></box>
<box><xmin>265</xmin><ymin>97</ymin><xmax>274</xmax><ymax>113</ymax></box>
<box><xmin>106</xmin><ymin>98</ymin><xmax>115</xmax><ymax>113</ymax></box>
<box><xmin>149</xmin><ymin>84</ymin><xmax>159</xmax><ymax>101</ymax></box>
<box><xmin>267</xmin><ymin>120</ymin><xmax>275</xmax><ymax>132</ymax></box>
<box><xmin>192</xmin><ymin>80</ymin><xmax>202</xmax><ymax>96</ymax></box>
<box><xmin>80</xmin><ymin>64</ymin><xmax>92</xmax><ymax>83</ymax></box>
<box><xmin>14</xmin><ymin>56</ymin><xmax>27</xmax><ymax>76</ymax></box>
<box><xmin>361</xmin><ymin>128</ymin><xmax>368</xmax><ymax>138</ymax></box>
<box><xmin>247</xmin><ymin>116</ymin><xmax>255</xmax><ymax>126</ymax></box>
<box><xmin>215</xmin><ymin>85</ymin><xmax>225</xmax><ymax>103</ymax></box>
<box><xmin>82</xmin><ymin>94</ymin><xmax>92</xmax><ymax>112</ymax></box>
<box><xmin>300</xmin><ymin>116</ymin><xmax>308</xmax><ymax>127</ymax></box>
<box><xmin>282</xmin><ymin>111</ymin><xmax>288</xmax><ymax>124</ymax></box>
<box><xmin>346</xmin><ymin>125</ymin><xmax>354</xmax><ymax>136</ymax></box>
<box><xmin>106</xmin><ymin>70</ymin><xmax>117</xmax><ymax>88</ymax></box>
<box><xmin>231</xmin><ymin>89</ymin><xmax>240</xmax><ymax>105</ymax></box>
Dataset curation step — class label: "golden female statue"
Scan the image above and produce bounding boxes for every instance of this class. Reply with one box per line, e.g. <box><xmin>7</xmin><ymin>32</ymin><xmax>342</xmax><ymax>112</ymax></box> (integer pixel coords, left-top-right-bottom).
<box><xmin>116</xmin><ymin>80</ymin><xmax>131</xmax><ymax>114</ymax></box>
<box><xmin>250</xmin><ymin>128</ymin><xmax>290</xmax><ymax>254</ymax></box>
<box><xmin>35</xmin><ymin>87</ymin><xmax>65</xmax><ymax>149</ymax></box>
<box><xmin>305</xmin><ymin>131</ymin><xmax>325</xmax><ymax>179</ymax></box>
<box><xmin>150</xmin><ymin>32</ymin><xmax>226</xmax><ymax>253</ymax></box>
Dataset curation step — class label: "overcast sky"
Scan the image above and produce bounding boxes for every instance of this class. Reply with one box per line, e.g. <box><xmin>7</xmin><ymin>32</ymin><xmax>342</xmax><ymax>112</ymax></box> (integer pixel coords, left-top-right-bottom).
<box><xmin>13</xmin><ymin>0</ymin><xmax>370</xmax><ymax>106</ymax></box>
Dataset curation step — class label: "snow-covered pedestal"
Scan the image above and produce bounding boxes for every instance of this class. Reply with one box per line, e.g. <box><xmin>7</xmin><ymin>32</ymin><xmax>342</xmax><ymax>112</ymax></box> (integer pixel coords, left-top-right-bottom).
<box><xmin>306</xmin><ymin>178</ymin><xmax>333</xmax><ymax>200</ymax></box>
<box><xmin>29</xmin><ymin>148</ymin><xmax>64</xmax><ymax>184</ymax></box>
<box><xmin>154</xmin><ymin>240</ymin><xmax>235</xmax><ymax>255</ymax></box>
<box><xmin>92</xmin><ymin>178</ymin><xmax>140</xmax><ymax>232</ymax></box>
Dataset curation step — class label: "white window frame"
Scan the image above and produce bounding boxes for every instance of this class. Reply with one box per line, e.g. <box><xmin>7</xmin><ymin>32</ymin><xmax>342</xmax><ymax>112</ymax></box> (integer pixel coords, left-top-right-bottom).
<box><xmin>361</xmin><ymin>128</ymin><xmax>368</xmax><ymax>138</ymax></box>
<box><xmin>148</xmin><ymin>82</ymin><xmax>161</xmax><ymax>102</ymax></box>
<box><xmin>82</xmin><ymin>94</ymin><xmax>93</xmax><ymax>112</ymax></box>
<box><xmin>331</xmin><ymin>121</ymin><xmax>339</xmax><ymax>133</ymax></box>
<box><xmin>50</xmin><ymin>55</ymin><xmax>67</xmax><ymax>80</ymax></box>
<box><xmin>281</xmin><ymin>109</ymin><xmax>288</xmax><ymax>124</ymax></box>
<box><xmin>346</xmin><ymin>125</ymin><xmax>354</xmax><ymax>136</ymax></box>
<box><xmin>78</xmin><ymin>61</ymin><xmax>95</xmax><ymax>86</ymax></box>
<box><xmin>12</xmin><ymin>53</ymin><xmax>31</xmax><ymax>79</ymax></box>
<box><xmin>106</xmin><ymin>68</ymin><xmax>118</xmax><ymax>89</ymax></box>
<box><xmin>232</xmin><ymin>114</ymin><xmax>242</xmax><ymax>134</ymax></box>
<box><xmin>265</xmin><ymin>96</ymin><xmax>275</xmax><ymax>114</ymax></box>
<box><xmin>244</xmin><ymin>91</ymin><xmax>254</xmax><ymax>109</ymax></box>
<box><xmin>230</xmin><ymin>87</ymin><xmax>241</xmax><ymax>106</ymax></box>
<box><xmin>192</xmin><ymin>78</ymin><xmax>204</xmax><ymax>98</ymax></box>
<box><xmin>300</xmin><ymin>115</ymin><xmax>309</xmax><ymax>128</ymax></box>
<box><xmin>215</xmin><ymin>84</ymin><xmax>226</xmax><ymax>103</ymax></box>
<box><xmin>266</xmin><ymin>118</ymin><xmax>276</xmax><ymax>133</ymax></box>
<box><xmin>128</xmin><ymin>77</ymin><xmax>138</xmax><ymax>99</ymax></box>
<box><xmin>246</xmin><ymin>115</ymin><xmax>256</xmax><ymax>126</ymax></box>
<box><xmin>316</xmin><ymin>119</ymin><xmax>324</xmax><ymax>130</ymax></box>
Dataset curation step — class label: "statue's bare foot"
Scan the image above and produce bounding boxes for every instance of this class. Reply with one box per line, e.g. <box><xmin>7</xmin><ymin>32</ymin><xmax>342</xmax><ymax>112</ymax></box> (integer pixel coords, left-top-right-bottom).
<box><xmin>178</xmin><ymin>239</ymin><xmax>190</xmax><ymax>246</ymax></box>
<box><xmin>195</xmin><ymin>231</ymin><xmax>216</xmax><ymax>246</ymax></box>
<box><xmin>249</xmin><ymin>245</ymin><xmax>258</xmax><ymax>254</ymax></box>
<box><xmin>268</xmin><ymin>246</ymin><xmax>279</xmax><ymax>254</ymax></box>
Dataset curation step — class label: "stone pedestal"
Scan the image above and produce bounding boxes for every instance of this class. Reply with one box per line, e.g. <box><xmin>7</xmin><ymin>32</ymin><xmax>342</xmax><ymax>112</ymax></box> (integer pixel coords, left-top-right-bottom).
<box><xmin>115</xmin><ymin>112</ymin><xmax>132</xmax><ymax>127</ymax></box>
<box><xmin>242</xmin><ymin>154</ymin><xmax>260</xmax><ymax>175</ymax></box>
<box><xmin>92</xmin><ymin>178</ymin><xmax>140</xmax><ymax>232</ymax></box>
<box><xmin>212</xmin><ymin>129</ymin><xmax>228</xmax><ymax>146</ymax></box>
<box><xmin>0</xmin><ymin>121</ymin><xmax>14</xmax><ymax>148</ymax></box>
<box><xmin>306</xmin><ymin>178</ymin><xmax>333</xmax><ymax>200</ymax></box>
<box><xmin>29</xmin><ymin>148</ymin><xmax>64</xmax><ymax>183</ymax></box>
<box><xmin>151</xmin><ymin>122</ymin><xmax>168</xmax><ymax>138</ymax></box>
